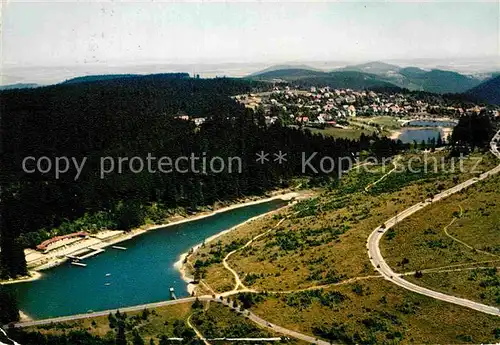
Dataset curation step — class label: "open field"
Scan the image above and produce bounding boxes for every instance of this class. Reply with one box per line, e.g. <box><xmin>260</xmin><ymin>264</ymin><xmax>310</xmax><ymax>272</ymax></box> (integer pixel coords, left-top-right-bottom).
<box><xmin>306</xmin><ymin>115</ymin><xmax>437</xmax><ymax>140</ymax></box>
<box><xmin>381</xmin><ymin>169</ymin><xmax>500</xmax><ymax>273</ymax></box>
<box><xmin>20</xmin><ymin>303</ymin><xmax>192</xmax><ymax>343</ymax></box>
<box><xmin>248</xmin><ymin>279</ymin><xmax>500</xmax><ymax>344</ymax></box>
<box><xmin>190</xmin><ymin>302</ymin><xmax>281</xmax><ymax>342</ymax></box>
<box><xmin>379</xmin><ymin>170</ymin><xmax>500</xmax><ymax>305</ymax></box>
<box><xmin>187</xmin><ymin>204</ymin><xmax>297</xmax><ymax>293</ymax></box>
<box><xmin>190</xmin><ymin>151</ymin><xmax>498</xmax><ymax>293</ymax></box>
<box><xmin>11</xmin><ymin>150</ymin><xmax>500</xmax><ymax>345</ymax></box>
<box><xmin>16</xmin><ymin>300</ymin><xmax>308</xmax><ymax>344</ymax></box>
<box><xmin>353</xmin><ymin>116</ymin><xmax>403</xmax><ymax>130</ymax></box>
<box><xmin>309</xmin><ymin>126</ymin><xmax>376</xmax><ymax>140</ymax></box>
<box><xmin>406</xmin><ymin>267</ymin><xmax>500</xmax><ymax>307</ymax></box>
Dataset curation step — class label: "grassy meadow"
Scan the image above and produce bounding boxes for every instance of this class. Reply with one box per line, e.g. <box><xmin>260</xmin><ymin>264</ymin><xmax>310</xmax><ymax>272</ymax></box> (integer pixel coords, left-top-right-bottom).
<box><xmin>183</xmin><ymin>150</ymin><xmax>500</xmax><ymax>343</ymax></box>
<box><xmin>17</xmin><ymin>149</ymin><xmax>500</xmax><ymax>345</ymax></box>
<box><xmin>309</xmin><ymin>126</ymin><xmax>376</xmax><ymax>140</ymax></box>
<box><xmin>193</xmin><ymin>151</ymin><xmax>498</xmax><ymax>292</ymax></box>
<box><xmin>248</xmin><ymin>279</ymin><xmax>500</xmax><ymax>344</ymax></box>
<box><xmin>20</xmin><ymin>301</ymin><xmax>296</xmax><ymax>344</ymax></box>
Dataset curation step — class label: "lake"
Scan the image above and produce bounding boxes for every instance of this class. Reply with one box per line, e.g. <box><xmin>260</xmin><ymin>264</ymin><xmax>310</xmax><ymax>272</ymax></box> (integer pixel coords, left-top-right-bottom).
<box><xmin>405</xmin><ymin>120</ymin><xmax>457</xmax><ymax>128</ymax></box>
<box><xmin>397</xmin><ymin>128</ymin><xmax>444</xmax><ymax>144</ymax></box>
<box><xmin>395</xmin><ymin>119</ymin><xmax>456</xmax><ymax>144</ymax></box>
<box><xmin>8</xmin><ymin>199</ymin><xmax>287</xmax><ymax>320</ymax></box>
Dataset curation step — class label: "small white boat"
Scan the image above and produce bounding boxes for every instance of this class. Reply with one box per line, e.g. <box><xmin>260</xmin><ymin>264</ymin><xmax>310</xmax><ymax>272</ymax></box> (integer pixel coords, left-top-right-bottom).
<box><xmin>105</xmin><ymin>273</ymin><xmax>111</xmax><ymax>277</ymax></box>
<box><xmin>105</xmin><ymin>282</ymin><xmax>111</xmax><ymax>286</ymax></box>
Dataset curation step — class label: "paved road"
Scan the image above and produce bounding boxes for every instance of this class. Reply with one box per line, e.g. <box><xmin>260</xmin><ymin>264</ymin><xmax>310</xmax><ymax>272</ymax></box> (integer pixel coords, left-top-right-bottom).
<box><xmin>11</xmin><ymin>296</ymin><xmax>199</xmax><ymax>328</ymax></box>
<box><xmin>11</xmin><ymin>132</ymin><xmax>500</xmax><ymax>338</ymax></box>
<box><xmin>218</xmin><ymin>300</ymin><xmax>331</xmax><ymax>345</ymax></box>
<box><xmin>368</xmin><ymin>130</ymin><xmax>500</xmax><ymax>316</ymax></box>
<box><xmin>0</xmin><ymin>328</ymin><xmax>21</xmax><ymax>345</ymax></box>
<box><xmin>12</xmin><ymin>295</ymin><xmax>334</xmax><ymax>345</ymax></box>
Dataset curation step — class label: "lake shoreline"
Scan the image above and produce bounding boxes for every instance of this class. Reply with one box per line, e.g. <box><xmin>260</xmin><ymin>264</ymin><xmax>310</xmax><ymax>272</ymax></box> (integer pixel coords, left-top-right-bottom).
<box><xmin>174</xmin><ymin>191</ymin><xmax>300</xmax><ymax>295</ymax></box>
<box><xmin>390</xmin><ymin>126</ymin><xmax>454</xmax><ymax>142</ymax></box>
<box><xmin>1</xmin><ymin>190</ymin><xmax>299</xmax><ymax>286</ymax></box>
<box><xmin>0</xmin><ymin>271</ymin><xmax>43</xmax><ymax>286</ymax></box>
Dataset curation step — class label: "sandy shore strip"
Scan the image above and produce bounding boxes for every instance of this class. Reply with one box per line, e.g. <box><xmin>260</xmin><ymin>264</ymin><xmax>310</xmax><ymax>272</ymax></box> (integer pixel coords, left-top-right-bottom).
<box><xmin>440</xmin><ymin>127</ymin><xmax>453</xmax><ymax>141</ymax></box>
<box><xmin>389</xmin><ymin>129</ymin><xmax>403</xmax><ymax>140</ymax></box>
<box><xmin>19</xmin><ymin>310</ymin><xmax>33</xmax><ymax>322</ymax></box>
<box><xmin>2</xmin><ymin>191</ymin><xmax>299</xmax><ymax>285</ymax></box>
<box><xmin>175</xmin><ymin>191</ymin><xmax>301</xmax><ymax>295</ymax></box>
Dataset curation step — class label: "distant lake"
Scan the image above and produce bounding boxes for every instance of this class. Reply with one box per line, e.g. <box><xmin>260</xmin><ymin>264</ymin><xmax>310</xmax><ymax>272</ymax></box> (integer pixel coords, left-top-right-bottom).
<box><xmin>8</xmin><ymin>199</ymin><xmax>287</xmax><ymax>320</ymax></box>
<box><xmin>397</xmin><ymin>128</ymin><xmax>443</xmax><ymax>144</ymax></box>
<box><xmin>406</xmin><ymin>120</ymin><xmax>457</xmax><ymax>128</ymax></box>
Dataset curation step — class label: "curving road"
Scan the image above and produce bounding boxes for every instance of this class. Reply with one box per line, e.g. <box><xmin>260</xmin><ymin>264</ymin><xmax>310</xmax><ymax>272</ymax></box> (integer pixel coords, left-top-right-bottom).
<box><xmin>217</xmin><ymin>299</ymin><xmax>332</xmax><ymax>345</ymax></box>
<box><xmin>11</xmin><ymin>297</ymin><xmax>199</xmax><ymax>328</ymax></box>
<box><xmin>368</xmin><ymin>129</ymin><xmax>500</xmax><ymax>316</ymax></box>
<box><xmin>11</xmin><ymin>134</ymin><xmax>500</xmax><ymax>339</ymax></box>
<box><xmin>10</xmin><ymin>198</ymin><xmax>334</xmax><ymax>344</ymax></box>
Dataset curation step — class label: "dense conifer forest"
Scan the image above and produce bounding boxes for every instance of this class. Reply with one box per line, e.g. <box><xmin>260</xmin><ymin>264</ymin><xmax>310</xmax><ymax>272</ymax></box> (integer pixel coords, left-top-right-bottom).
<box><xmin>0</xmin><ymin>74</ymin><xmax>400</xmax><ymax>279</ymax></box>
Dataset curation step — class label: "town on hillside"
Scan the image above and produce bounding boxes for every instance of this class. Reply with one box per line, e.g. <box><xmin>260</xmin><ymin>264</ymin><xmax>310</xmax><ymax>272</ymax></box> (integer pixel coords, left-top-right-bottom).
<box><xmin>234</xmin><ymin>86</ymin><xmax>500</xmax><ymax>128</ymax></box>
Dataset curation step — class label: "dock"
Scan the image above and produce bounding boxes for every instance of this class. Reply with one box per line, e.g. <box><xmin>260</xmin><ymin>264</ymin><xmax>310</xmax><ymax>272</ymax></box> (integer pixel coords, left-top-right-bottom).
<box><xmin>111</xmin><ymin>246</ymin><xmax>127</xmax><ymax>250</ymax></box>
<box><xmin>71</xmin><ymin>262</ymin><xmax>87</xmax><ymax>267</ymax></box>
<box><xmin>78</xmin><ymin>248</ymin><xmax>105</xmax><ymax>260</ymax></box>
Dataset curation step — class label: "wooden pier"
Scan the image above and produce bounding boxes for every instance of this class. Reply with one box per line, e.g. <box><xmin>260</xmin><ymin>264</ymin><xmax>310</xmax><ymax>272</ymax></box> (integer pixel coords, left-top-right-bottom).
<box><xmin>78</xmin><ymin>248</ymin><xmax>105</xmax><ymax>260</ymax></box>
<box><xmin>71</xmin><ymin>262</ymin><xmax>87</xmax><ymax>267</ymax></box>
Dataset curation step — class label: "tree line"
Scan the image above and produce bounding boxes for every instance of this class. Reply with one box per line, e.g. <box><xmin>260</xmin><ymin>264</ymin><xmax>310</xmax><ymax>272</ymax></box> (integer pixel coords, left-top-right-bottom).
<box><xmin>0</xmin><ymin>74</ymin><xmax>401</xmax><ymax>279</ymax></box>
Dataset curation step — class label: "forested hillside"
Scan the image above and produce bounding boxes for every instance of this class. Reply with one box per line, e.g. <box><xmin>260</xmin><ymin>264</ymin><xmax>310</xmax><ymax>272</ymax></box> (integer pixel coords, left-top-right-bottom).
<box><xmin>249</xmin><ymin>63</ymin><xmax>487</xmax><ymax>94</ymax></box>
<box><xmin>0</xmin><ymin>74</ymin><xmax>399</xmax><ymax>278</ymax></box>
<box><xmin>248</xmin><ymin>69</ymin><xmax>399</xmax><ymax>90</ymax></box>
<box><xmin>466</xmin><ymin>75</ymin><xmax>500</xmax><ymax>105</ymax></box>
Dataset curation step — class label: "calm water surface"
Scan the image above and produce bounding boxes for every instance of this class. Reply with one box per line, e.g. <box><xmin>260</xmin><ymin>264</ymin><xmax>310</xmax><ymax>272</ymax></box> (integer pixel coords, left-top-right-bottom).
<box><xmin>397</xmin><ymin>128</ymin><xmax>443</xmax><ymax>144</ymax></box>
<box><xmin>406</xmin><ymin>120</ymin><xmax>457</xmax><ymax>127</ymax></box>
<box><xmin>9</xmin><ymin>199</ymin><xmax>287</xmax><ymax>319</ymax></box>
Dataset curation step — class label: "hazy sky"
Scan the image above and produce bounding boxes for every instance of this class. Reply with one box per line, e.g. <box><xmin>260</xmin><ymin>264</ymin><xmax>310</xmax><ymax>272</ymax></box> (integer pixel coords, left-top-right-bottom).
<box><xmin>2</xmin><ymin>0</ymin><xmax>499</xmax><ymax>67</ymax></box>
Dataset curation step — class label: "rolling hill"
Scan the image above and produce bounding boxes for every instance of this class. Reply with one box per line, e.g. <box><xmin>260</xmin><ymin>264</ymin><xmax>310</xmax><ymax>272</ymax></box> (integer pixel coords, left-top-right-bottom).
<box><xmin>61</xmin><ymin>73</ymin><xmax>190</xmax><ymax>84</ymax></box>
<box><xmin>339</xmin><ymin>62</ymin><xmax>484</xmax><ymax>93</ymax></box>
<box><xmin>398</xmin><ymin>67</ymin><xmax>482</xmax><ymax>94</ymax></box>
<box><xmin>247</xmin><ymin>68</ymin><xmax>400</xmax><ymax>90</ymax></box>
<box><xmin>337</xmin><ymin>61</ymin><xmax>401</xmax><ymax>76</ymax></box>
<box><xmin>248</xmin><ymin>68</ymin><xmax>327</xmax><ymax>81</ymax></box>
<box><xmin>0</xmin><ymin>83</ymin><xmax>39</xmax><ymax>90</ymax></box>
<box><xmin>247</xmin><ymin>64</ymin><xmax>322</xmax><ymax>77</ymax></box>
<box><xmin>249</xmin><ymin>61</ymin><xmax>486</xmax><ymax>94</ymax></box>
<box><xmin>466</xmin><ymin>75</ymin><xmax>500</xmax><ymax>105</ymax></box>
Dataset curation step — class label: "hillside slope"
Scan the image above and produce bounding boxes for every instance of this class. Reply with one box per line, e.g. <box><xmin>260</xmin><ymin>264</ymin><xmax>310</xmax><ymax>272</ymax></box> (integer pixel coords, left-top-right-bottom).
<box><xmin>466</xmin><ymin>75</ymin><xmax>500</xmax><ymax>105</ymax></box>
<box><xmin>337</xmin><ymin>62</ymin><xmax>483</xmax><ymax>93</ymax></box>
<box><xmin>399</xmin><ymin>68</ymin><xmax>482</xmax><ymax>94</ymax></box>
<box><xmin>250</xmin><ymin>62</ymin><xmax>483</xmax><ymax>93</ymax></box>
<box><xmin>248</xmin><ymin>68</ymin><xmax>399</xmax><ymax>90</ymax></box>
<box><xmin>0</xmin><ymin>83</ymin><xmax>39</xmax><ymax>90</ymax></box>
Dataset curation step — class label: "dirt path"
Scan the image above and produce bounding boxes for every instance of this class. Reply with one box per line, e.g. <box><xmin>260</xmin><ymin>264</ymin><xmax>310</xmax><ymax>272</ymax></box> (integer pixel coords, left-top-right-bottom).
<box><xmin>364</xmin><ymin>155</ymin><xmax>401</xmax><ymax>192</ymax></box>
<box><xmin>264</xmin><ymin>275</ymin><xmax>382</xmax><ymax>294</ymax></box>
<box><xmin>187</xmin><ymin>314</ymin><xmax>211</xmax><ymax>345</ymax></box>
<box><xmin>443</xmin><ymin>205</ymin><xmax>498</xmax><ymax>257</ymax></box>
<box><xmin>223</xmin><ymin>218</ymin><xmax>286</xmax><ymax>292</ymax></box>
<box><xmin>368</xmin><ymin>129</ymin><xmax>500</xmax><ymax>316</ymax></box>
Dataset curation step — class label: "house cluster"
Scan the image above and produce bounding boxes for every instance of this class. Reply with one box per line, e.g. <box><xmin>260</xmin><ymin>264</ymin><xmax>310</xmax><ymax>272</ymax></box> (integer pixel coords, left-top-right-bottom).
<box><xmin>174</xmin><ymin>114</ymin><xmax>206</xmax><ymax>126</ymax></box>
<box><xmin>236</xmin><ymin>87</ymin><xmax>419</xmax><ymax>126</ymax></box>
<box><xmin>428</xmin><ymin>104</ymin><xmax>498</xmax><ymax>117</ymax></box>
<box><xmin>235</xmin><ymin>86</ymin><xmax>497</xmax><ymax>126</ymax></box>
